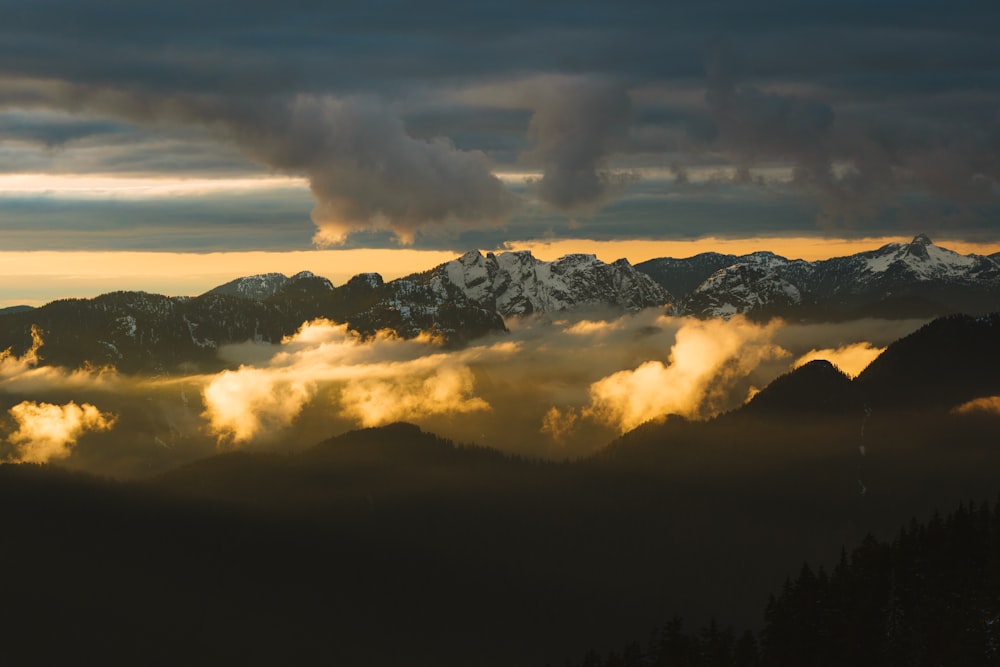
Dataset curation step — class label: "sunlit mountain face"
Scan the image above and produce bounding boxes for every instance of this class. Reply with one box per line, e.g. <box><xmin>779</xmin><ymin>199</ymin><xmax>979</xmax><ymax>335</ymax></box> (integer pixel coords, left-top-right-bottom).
<box><xmin>2</xmin><ymin>0</ymin><xmax>999</xmax><ymax>664</ymax></box>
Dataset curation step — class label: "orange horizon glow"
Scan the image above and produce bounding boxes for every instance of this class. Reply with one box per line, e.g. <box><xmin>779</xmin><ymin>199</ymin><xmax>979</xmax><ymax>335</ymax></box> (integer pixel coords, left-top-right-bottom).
<box><xmin>2</xmin><ymin>235</ymin><xmax>1000</xmax><ymax>308</ymax></box>
<box><xmin>503</xmin><ymin>236</ymin><xmax>1000</xmax><ymax>263</ymax></box>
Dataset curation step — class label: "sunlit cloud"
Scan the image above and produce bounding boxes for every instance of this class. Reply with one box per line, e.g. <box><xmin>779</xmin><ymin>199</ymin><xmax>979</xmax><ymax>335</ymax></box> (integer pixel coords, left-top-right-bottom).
<box><xmin>0</xmin><ymin>326</ymin><xmax>120</xmax><ymax>392</ymax></box>
<box><xmin>0</xmin><ymin>307</ymin><xmax>929</xmax><ymax>472</ymax></box>
<box><xmin>5</xmin><ymin>400</ymin><xmax>116</xmax><ymax>463</ymax></box>
<box><xmin>201</xmin><ymin>366</ymin><xmax>316</xmax><ymax>446</ymax></box>
<box><xmin>953</xmin><ymin>396</ymin><xmax>1000</xmax><ymax>416</ymax></box>
<box><xmin>539</xmin><ymin>406</ymin><xmax>579</xmax><ymax>445</ymax></box>
<box><xmin>562</xmin><ymin>318</ymin><xmax>630</xmax><ymax>337</ymax></box>
<box><xmin>339</xmin><ymin>363</ymin><xmax>489</xmax><ymax>427</ymax></box>
<box><xmin>581</xmin><ymin>317</ymin><xmax>788</xmax><ymax>432</ymax></box>
<box><xmin>201</xmin><ymin>320</ymin><xmax>507</xmax><ymax>445</ymax></box>
<box><xmin>793</xmin><ymin>342</ymin><xmax>885</xmax><ymax>378</ymax></box>
<box><xmin>0</xmin><ymin>325</ymin><xmax>42</xmax><ymax>377</ymax></box>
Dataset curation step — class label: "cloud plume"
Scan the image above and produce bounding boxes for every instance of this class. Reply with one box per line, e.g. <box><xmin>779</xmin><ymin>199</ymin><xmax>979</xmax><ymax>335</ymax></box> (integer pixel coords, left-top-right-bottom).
<box><xmin>953</xmin><ymin>396</ymin><xmax>1000</xmax><ymax>416</ymax></box>
<box><xmin>257</xmin><ymin>96</ymin><xmax>516</xmax><ymax>246</ymax></box>
<box><xmin>6</xmin><ymin>400</ymin><xmax>116</xmax><ymax>463</ymax></box>
<box><xmin>581</xmin><ymin>317</ymin><xmax>787</xmax><ymax>432</ymax></box>
<box><xmin>526</xmin><ymin>77</ymin><xmax>636</xmax><ymax>210</ymax></box>
<box><xmin>202</xmin><ymin>321</ymin><xmax>501</xmax><ymax>445</ymax></box>
<box><xmin>25</xmin><ymin>85</ymin><xmax>515</xmax><ymax>245</ymax></box>
<box><xmin>793</xmin><ymin>342</ymin><xmax>885</xmax><ymax>378</ymax></box>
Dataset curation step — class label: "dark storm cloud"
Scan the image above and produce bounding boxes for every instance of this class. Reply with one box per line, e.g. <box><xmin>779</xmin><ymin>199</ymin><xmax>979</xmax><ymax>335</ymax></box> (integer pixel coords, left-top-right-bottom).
<box><xmin>525</xmin><ymin>77</ymin><xmax>637</xmax><ymax>210</ymax></box>
<box><xmin>0</xmin><ymin>193</ymin><xmax>315</xmax><ymax>251</ymax></box>
<box><xmin>0</xmin><ymin>111</ymin><xmax>129</xmax><ymax>147</ymax></box>
<box><xmin>14</xmin><ymin>84</ymin><xmax>516</xmax><ymax>244</ymax></box>
<box><xmin>701</xmin><ymin>48</ymin><xmax>1000</xmax><ymax>231</ymax></box>
<box><xmin>0</xmin><ymin>111</ymin><xmax>259</xmax><ymax>176</ymax></box>
<box><xmin>0</xmin><ymin>0</ymin><xmax>998</xmax><ymax>245</ymax></box>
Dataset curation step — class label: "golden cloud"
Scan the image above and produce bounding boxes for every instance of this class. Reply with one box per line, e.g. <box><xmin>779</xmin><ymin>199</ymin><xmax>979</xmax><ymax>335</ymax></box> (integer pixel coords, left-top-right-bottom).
<box><xmin>953</xmin><ymin>396</ymin><xmax>1000</xmax><ymax>416</ymax></box>
<box><xmin>793</xmin><ymin>342</ymin><xmax>884</xmax><ymax>378</ymax></box>
<box><xmin>582</xmin><ymin>317</ymin><xmax>788</xmax><ymax>432</ymax></box>
<box><xmin>6</xmin><ymin>400</ymin><xmax>116</xmax><ymax>463</ymax></box>
<box><xmin>202</xmin><ymin>320</ymin><xmax>509</xmax><ymax>445</ymax></box>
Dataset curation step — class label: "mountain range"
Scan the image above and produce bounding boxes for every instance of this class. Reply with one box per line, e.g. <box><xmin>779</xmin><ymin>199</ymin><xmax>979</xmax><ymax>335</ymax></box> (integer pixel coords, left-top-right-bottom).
<box><xmin>4</xmin><ymin>309</ymin><xmax>999</xmax><ymax>665</ymax></box>
<box><xmin>0</xmin><ymin>235</ymin><xmax>997</xmax><ymax>372</ymax></box>
<box><xmin>641</xmin><ymin>234</ymin><xmax>1000</xmax><ymax>320</ymax></box>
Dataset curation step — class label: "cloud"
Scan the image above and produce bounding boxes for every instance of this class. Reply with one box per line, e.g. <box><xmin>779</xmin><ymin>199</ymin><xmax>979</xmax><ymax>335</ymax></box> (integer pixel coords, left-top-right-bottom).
<box><xmin>0</xmin><ymin>303</ymin><xmax>932</xmax><ymax>472</ymax></box>
<box><xmin>0</xmin><ymin>325</ymin><xmax>42</xmax><ymax>378</ymax></box>
<box><xmin>953</xmin><ymin>396</ymin><xmax>1000</xmax><ymax>416</ymax></box>
<box><xmin>702</xmin><ymin>47</ymin><xmax>1000</xmax><ymax>231</ymax></box>
<box><xmin>200</xmin><ymin>312</ymin><xmax>930</xmax><ymax>458</ymax></box>
<box><xmin>1</xmin><ymin>3</ymin><xmax>999</xmax><ymax>247</ymax></box>
<box><xmin>339</xmin><ymin>364</ymin><xmax>489</xmax><ymax>427</ymax></box>
<box><xmin>540</xmin><ymin>406</ymin><xmax>579</xmax><ymax>446</ymax></box>
<box><xmin>581</xmin><ymin>317</ymin><xmax>788</xmax><ymax>432</ymax></box>
<box><xmin>201</xmin><ymin>366</ymin><xmax>316</xmax><ymax>446</ymax></box>
<box><xmin>201</xmin><ymin>321</ymin><xmax>503</xmax><ymax>445</ymax></box>
<box><xmin>525</xmin><ymin>77</ymin><xmax>637</xmax><ymax>210</ymax></box>
<box><xmin>793</xmin><ymin>342</ymin><xmax>885</xmax><ymax>378</ymax></box>
<box><xmin>6</xmin><ymin>400</ymin><xmax>116</xmax><ymax>463</ymax></box>
<box><xmin>20</xmin><ymin>87</ymin><xmax>516</xmax><ymax>246</ymax></box>
<box><xmin>0</xmin><ymin>326</ymin><xmax>120</xmax><ymax>393</ymax></box>
<box><xmin>250</xmin><ymin>96</ymin><xmax>516</xmax><ymax>246</ymax></box>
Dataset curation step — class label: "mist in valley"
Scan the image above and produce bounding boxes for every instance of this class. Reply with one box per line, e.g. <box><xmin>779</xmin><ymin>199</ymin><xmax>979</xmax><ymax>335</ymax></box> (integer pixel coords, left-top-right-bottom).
<box><xmin>0</xmin><ymin>311</ymin><xmax>929</xmax><ymax>476</ymax></box>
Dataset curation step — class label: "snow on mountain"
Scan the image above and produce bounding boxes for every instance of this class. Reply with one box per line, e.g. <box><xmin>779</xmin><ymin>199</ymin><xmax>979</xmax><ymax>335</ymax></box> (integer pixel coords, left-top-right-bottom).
<box><xmin>666</xmin><ymin>235</ymin><xmax>1000</xmax><ymax>320</ymax></box>
<box><xmin>204</xmin><ymin>272</ymin><xmax>293</xmax><ymax>301</ymax></box>
<box><xmin>824</xmin><ymin>234</ymin><xmax>996</xmax><ymax>286</ymax></box>
<box><xmin>682</xmin><ymin>260</ymin><xmax>806</xmax><ymax>319</ymax></box>
<box><xmin>423</xmin><ymin>250</ymin><xmax>672</xmax><ymax>316</ymax></box>
<box><xmin>4</xmin><ymin>235</ymin><xmax>998</xmax><ymax>373</ymax></box>
<box><xmin>635</xmin><ymin>253</ymin><xmax>741</xmax><ymax>298</ymax></box>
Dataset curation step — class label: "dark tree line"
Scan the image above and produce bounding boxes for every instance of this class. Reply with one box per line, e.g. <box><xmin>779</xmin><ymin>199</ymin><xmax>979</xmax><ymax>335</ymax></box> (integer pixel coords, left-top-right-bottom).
<box><xmin>563</xmin><ymin>497</ymin><xmax>1000</xmax><ymax>667</ymax></box>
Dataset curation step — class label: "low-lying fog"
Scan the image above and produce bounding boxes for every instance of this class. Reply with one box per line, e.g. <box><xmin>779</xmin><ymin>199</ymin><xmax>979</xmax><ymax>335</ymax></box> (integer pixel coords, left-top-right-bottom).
<box><xmin>0</xmin><ymin>310</ymin><xmax>930</xmax><ymax>476</ymax></box>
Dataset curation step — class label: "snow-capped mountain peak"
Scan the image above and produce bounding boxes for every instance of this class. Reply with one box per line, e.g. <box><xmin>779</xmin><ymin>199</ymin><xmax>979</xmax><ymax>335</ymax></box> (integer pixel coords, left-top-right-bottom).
<box><xmin>203</xmin><ymin>272</ymin><xmax>292</xmax><ymax>301</ymax></box>
<box><xmin>429</xmin><ymin>249</ymin><xmax>672</xmax><ymax>316</ymax></box>
<box><xmin>661</xmin><ymin>234</ymin><xmax>1000</xmax><ymax>320</ymax></box>
<box><xmin>858</xmin><ymin>235</ymin><xmax>981</xmax><ymax>280</ymax></box>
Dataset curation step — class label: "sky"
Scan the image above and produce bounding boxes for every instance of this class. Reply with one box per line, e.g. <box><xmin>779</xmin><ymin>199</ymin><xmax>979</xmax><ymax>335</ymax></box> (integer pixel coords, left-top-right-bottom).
<box><xmin>1</xmin><ymin>0</ymin><xmax>999</xmax><ymax>303</ymax></box>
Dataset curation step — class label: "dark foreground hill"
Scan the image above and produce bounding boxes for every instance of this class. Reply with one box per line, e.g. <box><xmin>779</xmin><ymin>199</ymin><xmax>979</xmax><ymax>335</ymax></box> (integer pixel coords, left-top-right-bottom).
<box><xmin>564</xmin><ymin>497</ymin><xmax>1000</xmax><ymax>667</ymax></box>
<box><xmin>4</xmin><ymin>312</ymin><xmax>1000</xmax><ymax>665</ymax></box>
<box><xmin>4</xmin><ymin>392</ymin><xmax>1000</xmax><ymax>667</ymax></box>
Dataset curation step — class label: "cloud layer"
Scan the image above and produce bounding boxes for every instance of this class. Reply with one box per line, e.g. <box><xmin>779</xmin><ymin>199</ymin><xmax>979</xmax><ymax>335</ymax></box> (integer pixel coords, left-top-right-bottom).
<box><xmin>202</xmin><ymin>323</ymin><xmax>502</xmax><ymax>445</ymax></box>
<box><xmin>0</xmin><ymin>1</ymin><xmax>997</xmax><ymax>248</ymax></box>
<box><xmin>0</xmin><ymin>311</ymin><xmax>932</xmax><ymax>475</ymax></box>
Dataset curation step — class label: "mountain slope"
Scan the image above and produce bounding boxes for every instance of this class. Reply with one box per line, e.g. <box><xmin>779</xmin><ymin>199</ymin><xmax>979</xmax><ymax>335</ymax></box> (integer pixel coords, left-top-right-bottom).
<box><xmin>2</xmin><ymin>238</ymin><xmax>998</xmax><ymax>373</ymax></box>
<box><xmin>635</xmin><ymin>252</ymin><xmax>740</xmax><ymax>298</ymax></box>
<box><xmin>204</xmin><ymin>272</ymin><xmax>296</xmax><ymax>300</ymax></box>
<box><xmin>641</xmin><ymin>235</ymin><xmax>1000</xmax><ymax>320</ymax></box>
<box><xmin>742</xmin><ymin>359</ymin><xmax>858</xmax><ymax>416</ymax></box>
<box><xmin>680</xmin><ymin>253</ymin><xmax>812</xmax><ymax>319</ymax></box>
<box><xmin>398</xmin><ymin>250</ymin><xmax>672</xmax><ymax>317</ymax></box>
<box><xmin>0</xmin><ymin>270</ymin><xmax>505</xmax><ymax>372</ymax></box>
<box><xmin>0</xmin><ymin>249</ymin><xmax>672</xmax><ymax>372</ymax></box>
<box><xmin>854</xmin><ymin>312</ymin><xmax>1000</xmax><ymax>409</ymax></box>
